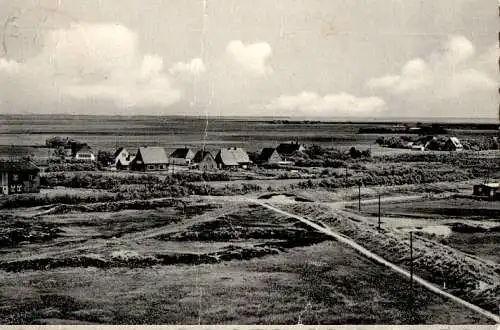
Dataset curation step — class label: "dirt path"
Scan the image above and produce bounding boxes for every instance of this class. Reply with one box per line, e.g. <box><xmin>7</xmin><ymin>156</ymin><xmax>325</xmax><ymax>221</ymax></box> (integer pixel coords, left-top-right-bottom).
<box><xmin>254</xmin><ymin>199</ymin><xmax>500</xmax><ymax>323</ymax></box>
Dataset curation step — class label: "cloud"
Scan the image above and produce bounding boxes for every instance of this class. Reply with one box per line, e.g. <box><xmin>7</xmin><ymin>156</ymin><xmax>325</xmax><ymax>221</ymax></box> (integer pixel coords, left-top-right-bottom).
<box><xmin>226</xmin><ymin>40</ymin><xmax>273</xmax><ymax>76</ymax></box>
<box><xmin>169</xmin><ymin>58</ymin><xmax>206</xmax><ymax>78</ymax></box>
<box><xmin>0</xmin><ymin>22</ymin><xmax>183</xmax><ymax>111</ymax></box>
<box><xmin>264</xmin><ymin>91</ymin><xmax>386</xmax><ymax>116</ymax></box>
<box><xmin>366</xmin><ymin>35</ymin><xmax>496</xmax><ymax>98</ymax></box>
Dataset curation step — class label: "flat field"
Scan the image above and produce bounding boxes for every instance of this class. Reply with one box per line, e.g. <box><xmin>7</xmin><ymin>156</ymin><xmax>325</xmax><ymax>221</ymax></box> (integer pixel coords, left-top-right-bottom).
<box><xmin>1</xmin><ymin>115</ymin><xmax>498</xmax><ymax>154</ymax></box>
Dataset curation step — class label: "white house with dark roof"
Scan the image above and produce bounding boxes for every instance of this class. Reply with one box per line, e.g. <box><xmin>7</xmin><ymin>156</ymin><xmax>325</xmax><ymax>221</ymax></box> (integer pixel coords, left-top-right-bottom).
<box><xmin>113</xmin><ymin>147</ymin><xmax>135</xmax><ymax>170</ymax></box>
<box><xmin>74</xmin><ymin>145</ymin><xmax>96</xmax><ymax>162</ymax></box>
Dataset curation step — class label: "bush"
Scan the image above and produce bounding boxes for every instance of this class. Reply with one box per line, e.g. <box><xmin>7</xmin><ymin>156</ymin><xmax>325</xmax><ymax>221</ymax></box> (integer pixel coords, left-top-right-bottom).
<box><xmin>45</xmin><ymin>163</ymin><xmax>97</xmax><ymax>172</ymax></box>
<box><xmin>172</xmin><ymin>171</ymin><xmax>230</xmax><ymax>182</ymax></box>
<box><xmin>0</xmin><ymin>193</ymin><xmax>117</xmax><ymax>209</ymax></box>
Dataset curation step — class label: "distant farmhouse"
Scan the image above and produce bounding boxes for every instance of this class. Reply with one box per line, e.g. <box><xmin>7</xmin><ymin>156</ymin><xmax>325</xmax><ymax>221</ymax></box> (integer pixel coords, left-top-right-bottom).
<box><xmin>130</xmin><ymin>147</ymin><xmax>169</xmax><ymax>171</ymax></box>
<box><xmin>169</xmin><ymin>148</ymin><xmax>195</xmax><ymax>166</ymax></box>
<box><xmin>258</xmin><ymin>148</ymin><xmax>283</xmax><ymax>165</ymax></box>
<box><xmin>72</xmin><ymin>144</ymin><xmax>96</xmax><ymax>162</ymax></box>
<box><xmin>113</xmin><ymin>147</ymin><xmax>135</xmax><ymax>170</ymax></box>
<box><xmin>214</xmin><ymin>147</ymin><xmax>252</xmax><ymax>169</ymax></box>
<box><xmin>276</xmin><ymin>140</ymin><xmax>306</xmax><ymax>158</ymax></box>
<box><xmin>192</xmin><ymin>150</ymin><xmax>217</xmax><ymax>171</ymax></box>
<box><xmin>444</xmin><ymin>137</ymin><xmax>463</xmax><ymax>151</ymax></box>
<box><xmin>0</xmin><ymin>160</ymin><xmax>40</xmax><ymax>195</ymax></box>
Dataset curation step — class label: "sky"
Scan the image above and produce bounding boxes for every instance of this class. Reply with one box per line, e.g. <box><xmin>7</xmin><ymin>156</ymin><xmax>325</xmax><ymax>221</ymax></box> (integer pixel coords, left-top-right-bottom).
<box><xmin>0</xmin><ymin>0</ymin><xmax>497</xmax><ymax>119</ymax></box>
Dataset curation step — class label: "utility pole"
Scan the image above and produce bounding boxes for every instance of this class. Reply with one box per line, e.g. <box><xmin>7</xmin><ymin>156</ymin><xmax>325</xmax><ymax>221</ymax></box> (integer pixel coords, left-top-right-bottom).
<box><xmin>358</xmin><ymin>183</ymin><xmax>361</xmax><ymax>212</ymax></box>
<box><xmin>409</xmin><ymin>231</ymin><xmax>414</xmax><ymax>323</ymax></box>
<box><xmin>378</xmin><ymin>192</ymin><xmax>381</xmax><ymax>232</ymax></box>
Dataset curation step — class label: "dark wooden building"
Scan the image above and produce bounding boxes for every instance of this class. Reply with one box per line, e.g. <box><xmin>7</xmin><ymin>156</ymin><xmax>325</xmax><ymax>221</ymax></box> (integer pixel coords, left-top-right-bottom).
<box><xmin>192</xmin><ymin>150</ymin><xmax>218</xmax><ymax>171</ymax></box>
<box><xmin>169</xmin><ymin>148</ymin><xmax>195</xmax><ymax>166</ymax></box>
<box><xmin>276</xmin><ymin>140</ymin><xmax>306</xmax><ymax>158</ymax></box>
<box><xmin>0</xmin><ymin>160</ymin><xmax>41</xmax><ymax>195</ymax></box>
<box><xmin>259</xmin><ymin>148</ymin><xmax>283</xmax><ymax>165</ymax></box>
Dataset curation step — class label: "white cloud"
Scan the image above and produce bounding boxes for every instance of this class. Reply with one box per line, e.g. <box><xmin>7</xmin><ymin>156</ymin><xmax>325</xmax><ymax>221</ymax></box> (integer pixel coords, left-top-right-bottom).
<box><xmin>366</xmin><ymin>35</ymin><xmax>496</xmax><ymax>98</ymax></box>
<box><xmin>226</xmin><ymin>40</ymin><xmax>273</xmax><ymax>77</ymax></box>
<box><xmin>367</xmin><ymin>58</ymin><xmax>432</xmax><ymax>94</ymax></box>
<box><xmin>0</xmin><ymin>22</ymin><xmax>183</xmax><ymax>111</ymax></box>
<box><xmin>264</xmin><ymin>91</ymin><xmax>386</xmax><ymax>116</ymax></box>
<box><xmin>169</xmin><ymin>58</ymin><xmax>206</xmax><ymax>78</ymax></box>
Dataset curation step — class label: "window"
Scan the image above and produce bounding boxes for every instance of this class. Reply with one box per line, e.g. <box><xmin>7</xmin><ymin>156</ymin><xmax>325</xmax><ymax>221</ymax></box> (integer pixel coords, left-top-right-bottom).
<box><xmin>160</xmin><ymin>164</ymin><xmax>166</xmax><ymax>170</ymax></box>
<box><xmin>148</xmin><ymin>165</ymin><xmax>155</xmax><ymax>170</ymax></box>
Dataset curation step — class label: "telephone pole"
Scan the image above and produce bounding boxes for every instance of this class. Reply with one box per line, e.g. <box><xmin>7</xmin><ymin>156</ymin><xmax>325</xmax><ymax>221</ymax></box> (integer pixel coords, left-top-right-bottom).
<box><xmin>358</xmin><ymin>183</ymin><xmax>361</xmax><ymax>211</ymax></box>
<box><xmin>378</xmin><ymin>192</ymin><xmax>381</xmax><ymax>232</ymax></box>
<box><xmin>409</xmin><ymin>231</ymin><xmax>414</xmax><ymax>323</ymax></box>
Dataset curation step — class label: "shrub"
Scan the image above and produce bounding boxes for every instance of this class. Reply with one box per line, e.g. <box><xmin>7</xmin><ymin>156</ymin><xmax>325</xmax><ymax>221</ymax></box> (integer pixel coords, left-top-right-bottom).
<box><xmin>45</xmin><ymin>162</ymin><xmax>96</xmax><ymax>172</ymax></box>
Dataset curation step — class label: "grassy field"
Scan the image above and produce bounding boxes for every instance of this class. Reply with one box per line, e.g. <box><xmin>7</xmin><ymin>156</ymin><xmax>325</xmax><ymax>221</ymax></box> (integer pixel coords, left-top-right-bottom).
<box><xmin>0</xmin><ymin>199</ymin><xmax>495</xmax><ymax>324</ymax></box>
<box><xmin>0</xmin><ymin>243</ymin><xmax>492</xmax><ymax>324</ymax></box>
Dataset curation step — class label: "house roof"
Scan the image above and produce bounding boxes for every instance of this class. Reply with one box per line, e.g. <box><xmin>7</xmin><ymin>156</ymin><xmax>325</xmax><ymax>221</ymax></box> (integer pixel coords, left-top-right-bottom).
<box><xmin>138</xmin><ymin>147</ymin><xmax>169</xmax><ymax>164</ymax></box>
<box><xmin>113</xmin><ymin>147</ymin><xmax>126</xmax><ymax>159</ymax></box>
<box><xmin>193</xmin><ymin>150</ymin><xmax>214</xmax><ymax>163</ymax></box>
<box><xmin>448</xmin><ymin>137</ymin><xmax>463</xmax><ymax>148</ymax></box>
<box><xmin>170</xmin><ymin>148</ymin><xmax>193</xmax><ymax>159</ymax></box>
<box><xmin>0</xmin><ymin>160</ymin><xmax>39</xmax><ymax>172</ymax></box>
<box><xmin>476</xmin><ymin>182</ymin><xmax>499</xmax><ymax>189</ymax></box>
<box><xmin>76</xmin><ymin>145</ymin><xmax>93</xmax><ymax>153</ymax></box>
<box><xmin>260</xmin><ymin>148</ymin><xmax>280</xmax><ymax>161</ymax></box>
<box><xmin>216</xmin><ymin>147</ymin><xmax>251</xmax><ymax>166</ymax></box>
<box><xmin>276</xmin><ymin>142</ymin><xmax>304</xmax><ymax>155</ymax></box>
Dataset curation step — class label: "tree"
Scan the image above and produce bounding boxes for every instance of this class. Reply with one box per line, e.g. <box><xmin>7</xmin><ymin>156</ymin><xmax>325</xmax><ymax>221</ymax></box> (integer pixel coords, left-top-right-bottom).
<box><xmin>306</xmin><ymin>145</ymin><xmax>325</xmax><ymax>159</ymax></box>
<box><xmin>53</xmin><ymin>146</ymin><xmax>68</xmax><ymax>162</ymax></box>
<box><xmin>97</xmin><ymin>150</ymin><xmax>113</xmax><ymax>167</ymax></box>
<box><xmin>361</xmin><ymin>149</ymin><xmax>371</xmax><ymax>158</ymax></box>
<box><xmin>349</xmin><ymin>147</ymin><xmax>362</xmax><ymax>159</ymax></box>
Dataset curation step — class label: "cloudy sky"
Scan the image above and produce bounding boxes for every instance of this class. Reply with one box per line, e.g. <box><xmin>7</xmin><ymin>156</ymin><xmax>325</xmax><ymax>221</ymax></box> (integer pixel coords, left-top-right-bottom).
<box><xmin>0</xmin><ymin>0</ymin><xmax>497</xmax><ymax>118</ymax></box>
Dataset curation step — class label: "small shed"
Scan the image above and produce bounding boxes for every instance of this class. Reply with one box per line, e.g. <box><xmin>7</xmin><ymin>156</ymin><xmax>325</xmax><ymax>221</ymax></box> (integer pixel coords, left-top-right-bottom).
<box><xmin>130</xmin><ymin>147</ymin><xmax>169</xmax><ymax>171</ymax></box>
<box><xmin>0</xmin><ymin>160</ymin><xmax>40</xmax><ymax>195</ymax></box>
